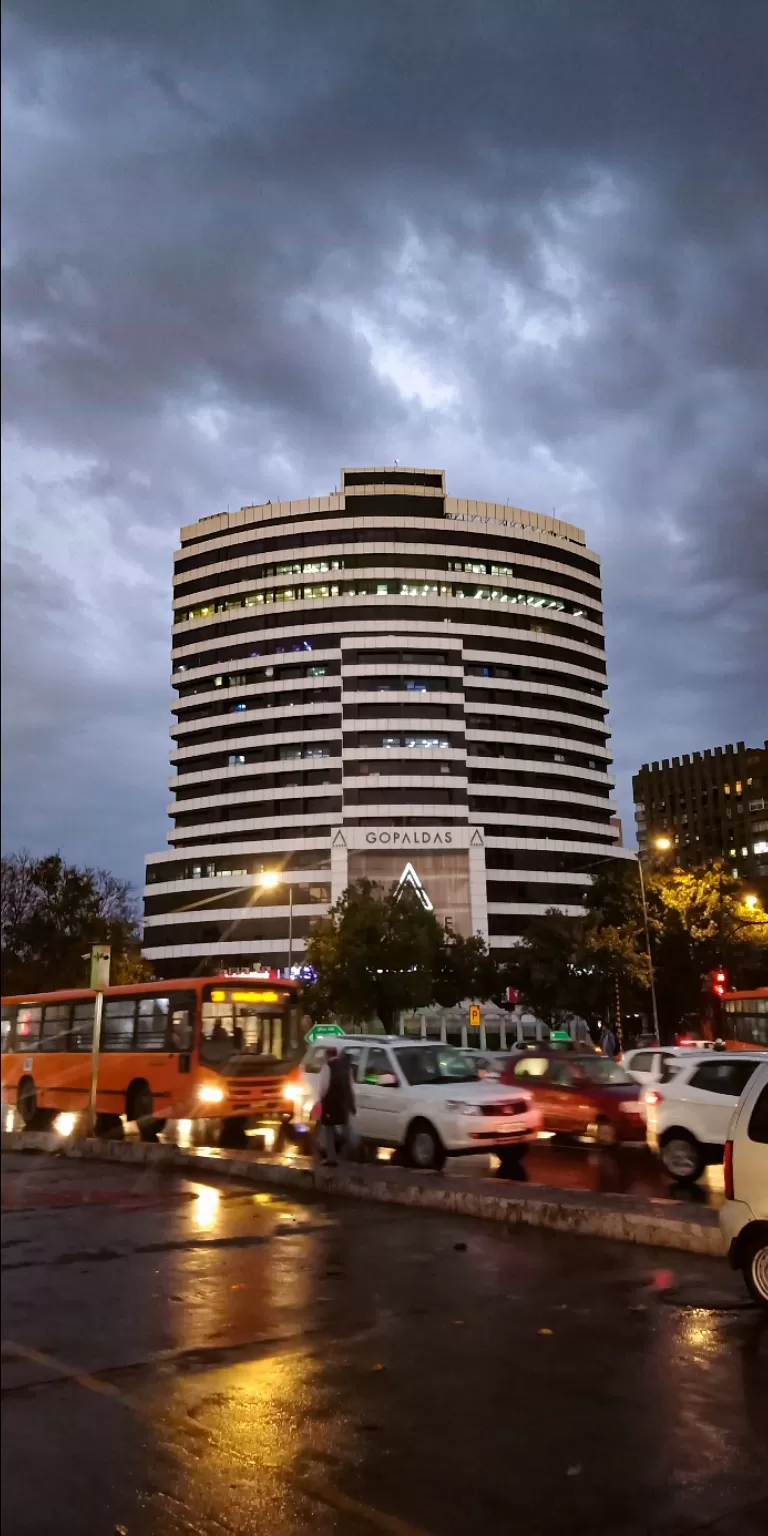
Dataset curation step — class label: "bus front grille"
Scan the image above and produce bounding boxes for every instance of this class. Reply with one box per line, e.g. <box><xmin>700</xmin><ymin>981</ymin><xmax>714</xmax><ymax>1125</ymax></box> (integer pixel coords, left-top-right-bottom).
<box><xmin>227</xmin><ymin>1077</ymin><xmax>286</xmax><ymax>1115</ymax></box>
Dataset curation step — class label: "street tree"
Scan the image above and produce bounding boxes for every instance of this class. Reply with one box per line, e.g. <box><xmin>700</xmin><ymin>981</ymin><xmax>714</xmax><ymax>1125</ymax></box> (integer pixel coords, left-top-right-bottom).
<box><xmin>506</xmin><ymin>858</ymin><xmax>766</xmax><ymax>1042</ymax></box>
<box><xmin>509</xmin><ymin>862</ymin><xmax>651</xmax><ymax>1033</ymax></box>
<box><xmin>645</xmin><ymin>863</ymin><xmax>768</xmax><ymax>1034</ymax></box>
<box><xmin>0</xmin><ymin>851</ymin><xmax>152</xmax><ymax>993</ymax></box>
<box><xmin>303</xmin><ymin>879</ymin><xmax>503</xmax><ymax>1029</ymax></box>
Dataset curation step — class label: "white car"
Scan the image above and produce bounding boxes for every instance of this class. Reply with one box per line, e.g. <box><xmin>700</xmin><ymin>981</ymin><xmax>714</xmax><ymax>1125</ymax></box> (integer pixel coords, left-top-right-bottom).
<box><xmin>644</xmin><ymin>1052</ymin><xmax>766</xmax><ymax>1182</ymax></box>
<box><xmin>622</xmin><ymin>1045</ymin><xmax>710</xmax><ymax>1088</ymax></box>
<box><xmin>720</xmin><ymin>1062</ymin><xmax>768</xmax><ymax>1307</ymax></box>
<box><xmin>294</xmin><ymin>1037</ymin><xmax>542</xmax><ymax>1171</ymax></box>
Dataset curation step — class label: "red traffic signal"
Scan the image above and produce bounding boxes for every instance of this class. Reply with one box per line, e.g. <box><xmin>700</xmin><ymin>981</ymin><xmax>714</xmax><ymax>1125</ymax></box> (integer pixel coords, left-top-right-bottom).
<box><xmin>712</xmin><ymin>968</ymin><xmax>727</xmax><ymax>997</ymax></box>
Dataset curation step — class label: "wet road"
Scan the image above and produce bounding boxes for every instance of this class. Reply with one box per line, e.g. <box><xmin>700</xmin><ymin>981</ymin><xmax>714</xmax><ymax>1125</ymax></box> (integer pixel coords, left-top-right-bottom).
<box><xmin>2</xmin><ymin>1154</ymin><xmax>766</xmax><ymax>1536</ymax></box>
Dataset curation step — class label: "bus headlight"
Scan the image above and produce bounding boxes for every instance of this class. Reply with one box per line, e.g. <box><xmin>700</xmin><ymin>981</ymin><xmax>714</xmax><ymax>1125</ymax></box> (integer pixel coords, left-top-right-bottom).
<box><xmin>197</xmin><ymin>1085</ymin><xmax>225</xmax><ymax>1105</ymax></box>
<box><xmin>282</xmin><ymin>1082</ymin><xmax>305</xmax><ymax>1104</ymax></box>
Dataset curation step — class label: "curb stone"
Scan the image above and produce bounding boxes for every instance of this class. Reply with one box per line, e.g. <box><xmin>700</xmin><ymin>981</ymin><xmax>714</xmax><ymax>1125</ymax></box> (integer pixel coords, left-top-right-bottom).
<box><xmin>0</xmin><ymin>1131</ymin><xmax>725</xmax><ymax>1256</ymax></box>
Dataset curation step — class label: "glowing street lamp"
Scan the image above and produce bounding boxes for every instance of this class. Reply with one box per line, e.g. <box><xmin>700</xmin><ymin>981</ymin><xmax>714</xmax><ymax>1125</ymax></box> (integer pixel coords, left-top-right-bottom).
<box><xmin>744</xmin><ymin>893</ymin><xmax>760</xmax><ymax>911</ymax></box>
<box><xmin>654</xmin><ymin>836</ymin><xmax>672</xmax><ymax>852</ymax></box>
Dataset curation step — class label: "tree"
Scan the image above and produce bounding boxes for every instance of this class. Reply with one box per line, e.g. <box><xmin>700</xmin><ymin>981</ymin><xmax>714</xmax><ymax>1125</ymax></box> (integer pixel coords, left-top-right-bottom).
<box><xmin>302</xmin><ymin>879</ymin><xmax>504</xmax><ymax>1029</ymax></box>
<box><xmin>646</xmin><ymin>863</ymin><xmax>768</xmax><ymax>1035</ymax></box>
<box><xmin>0</xmin><ymin>851</ymin><xmax>152</xmax><ymax>993</ymax></box>
<box><xmin>505</xmin><ymin>858</ymin><xmax>767</xmax><ymax>1044</ymax></box>
<box><xmin>506</xmin><ymin>910</ymin><xmax>577</xmax><ymax>1028</ymax></box>
<box><xmin>508</xmin><ymin>862</ymin><xmax>651</xmax><ymax>1034</ymax></box>
<box><xmin>433</xmin><ymin>929</ymin><xmax>506</xmax><ymax>1008</ymax></box>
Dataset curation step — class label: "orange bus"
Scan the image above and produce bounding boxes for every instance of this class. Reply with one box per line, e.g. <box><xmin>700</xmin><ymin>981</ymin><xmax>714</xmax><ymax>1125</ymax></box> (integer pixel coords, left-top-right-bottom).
<box><xmin>1</xmin><ymin>975</ymin><xmax>305</xmax><ymax>1144</ymax></box>
<box><xmin>719</xmin><ymin>988</ymin><xmax>768</xmax><ymax>1049</ymax></box>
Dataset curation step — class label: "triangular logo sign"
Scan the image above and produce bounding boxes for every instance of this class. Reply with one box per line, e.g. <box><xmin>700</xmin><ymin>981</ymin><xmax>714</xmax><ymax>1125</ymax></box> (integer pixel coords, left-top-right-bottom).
<box><xmin>394</xmin><ymin>862</ymin><xmax>434</xmax><ymax>912</ymax></box>
<box><xmin>470</xmin><ymin>829</ymin><xmax>484</xmax><ymax>846</ymax></box>
<box><xmin>331</xmin><ymin>830</ymin><xmax>347</xmax><ymax>848</ymax></box>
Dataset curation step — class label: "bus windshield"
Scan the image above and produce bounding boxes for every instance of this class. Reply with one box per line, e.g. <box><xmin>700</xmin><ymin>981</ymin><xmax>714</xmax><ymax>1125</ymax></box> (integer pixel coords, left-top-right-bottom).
<box><xmin>201</xmin><ymin>985</ymin><xmax>297</xmax><ymax>1069</ymax></box>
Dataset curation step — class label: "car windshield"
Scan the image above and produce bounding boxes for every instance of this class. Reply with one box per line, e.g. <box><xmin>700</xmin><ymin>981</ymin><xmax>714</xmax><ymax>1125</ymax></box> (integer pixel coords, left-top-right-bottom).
<box><xmin>575</xmin><ymin>1057</ymin><xmax>633</xmax><ymax>1086</ymax></box>
<box><xmin>397</xmin><ymin>1046</ymin><xmax>480</xmax><ymax>1086</ymax></box>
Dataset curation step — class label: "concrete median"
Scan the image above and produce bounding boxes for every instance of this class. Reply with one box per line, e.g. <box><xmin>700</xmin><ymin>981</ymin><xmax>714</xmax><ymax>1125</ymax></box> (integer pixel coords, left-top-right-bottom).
<box><xmin>0</xmin><ymin>1130</ymin><xmax>725</xmax><ymax>1256</ymax></box>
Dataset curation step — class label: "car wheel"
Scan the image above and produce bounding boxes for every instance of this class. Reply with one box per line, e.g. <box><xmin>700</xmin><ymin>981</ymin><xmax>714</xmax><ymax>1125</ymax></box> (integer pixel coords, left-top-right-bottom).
<box><xmin>497</xmin><ymin>1145</ymin><xmax>527</xmax><ymax>1175</ymax></box>
<box><xmin>589</xmin><ymin>1117</ymin><xmax>617</xmax><ymax>1147</ymax></box>
<box><xmin>741</xmin><ymin>1226</ymin><xmax>768</xmax><ymax>1308</ymax></box>
<box><xmin>660</xmin><ymin>1130</ymin><xmax>704</xmax><ymax>1182</ymax></box>
<box><xmin>405</xmin><ymin>1120</ymin><xmax>445</xmax><ymax>1171</ymax></box>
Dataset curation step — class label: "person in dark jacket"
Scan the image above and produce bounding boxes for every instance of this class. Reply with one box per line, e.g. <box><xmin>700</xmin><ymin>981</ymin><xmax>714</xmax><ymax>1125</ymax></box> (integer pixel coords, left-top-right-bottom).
<box><xmin>316</xmin><ymin>1047</ymin><xmax>356</xmax><ymax>1165</ymax></box>
<box><xmin>600</xmin><ymin>1024</ymin><xmax>618</xmax><ymax>1058</ymax></box>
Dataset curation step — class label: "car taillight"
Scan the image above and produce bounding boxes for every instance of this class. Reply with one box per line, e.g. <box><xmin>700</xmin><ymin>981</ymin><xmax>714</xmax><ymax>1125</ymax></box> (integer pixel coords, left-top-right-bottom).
<box><xmin>723</xmin><ymin>1139</ymin><xmax>734</xmax><ymax>1200</ymax></box>
<box><xmin>645</xmin><ymin>1090</ymin><xmax>661</xmax><ymax>1107</ymax></box>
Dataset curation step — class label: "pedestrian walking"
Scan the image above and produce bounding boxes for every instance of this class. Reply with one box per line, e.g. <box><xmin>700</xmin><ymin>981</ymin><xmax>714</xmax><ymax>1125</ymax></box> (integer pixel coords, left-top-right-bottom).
<box><xmin>315</xmin><ymin>1046</ymin><xmax>356</xmax><ymax>1165</ymax></box>
<box><xmin>600</xmin><ymin>1023</ymin><xmax>618</xmax><ymax>1058</ymax></box>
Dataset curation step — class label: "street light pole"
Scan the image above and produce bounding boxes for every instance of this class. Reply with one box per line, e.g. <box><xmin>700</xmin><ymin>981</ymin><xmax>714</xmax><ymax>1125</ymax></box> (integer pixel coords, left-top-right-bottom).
<box><xmin>259</xmin><ymin>870</ymin><xmax>294</xmax><ymax>977</ymax></box>
<box><xmin>636</xmin><ymin>857</ymin><xmax>660</xmax><ymax>1043</ymax></box>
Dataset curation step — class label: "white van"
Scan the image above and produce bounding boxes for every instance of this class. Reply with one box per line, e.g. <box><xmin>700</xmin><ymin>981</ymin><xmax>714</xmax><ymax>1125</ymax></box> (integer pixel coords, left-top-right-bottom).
<box><xmin>720</xmin><ymin>1062</ymin><xmax>768</xmax><ymax>1307</ymax></box>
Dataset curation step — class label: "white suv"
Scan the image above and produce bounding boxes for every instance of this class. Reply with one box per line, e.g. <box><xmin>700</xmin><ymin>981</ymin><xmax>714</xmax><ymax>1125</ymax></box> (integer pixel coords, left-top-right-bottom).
<box><xmin>644</xmin><ymin>1052</ymin><xmax>765</xmax><ymax>1182</ymax></box>
<box><xmin>720</xmin><ymin>1062</ymin><xmax>768</xmax><ymax>1307</ymax></box>
<box><xmin>295</xmin><ymin>1037</ymin><xmax>542</xmax><ymax>1171</ymax></box>
<box><xmin>623</xmin><ymin>1045</ymin><xmax>709</xmax><ymax>1088</ymax></box>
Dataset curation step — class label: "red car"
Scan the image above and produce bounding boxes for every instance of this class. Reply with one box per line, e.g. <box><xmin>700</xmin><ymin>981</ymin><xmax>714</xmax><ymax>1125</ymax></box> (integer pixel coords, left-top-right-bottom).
<box><xmin>500</xmin><ymin>1052</ymin><xmax>646</xmax><ymax>1145</ymax></box>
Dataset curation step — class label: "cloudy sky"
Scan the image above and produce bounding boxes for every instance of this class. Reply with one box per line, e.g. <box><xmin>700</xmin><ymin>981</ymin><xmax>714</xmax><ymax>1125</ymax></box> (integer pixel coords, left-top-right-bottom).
<box><xmin>2</xmin><ymin>0</ymin><xmax>767</xmax><ymax>889</ymax></box>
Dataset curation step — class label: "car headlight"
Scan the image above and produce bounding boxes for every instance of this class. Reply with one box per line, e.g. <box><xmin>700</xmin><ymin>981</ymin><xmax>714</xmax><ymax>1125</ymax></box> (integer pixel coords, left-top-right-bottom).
<box><xmin>197</xmin><ymin>1084</ymin><xmax>225</xmax><ymax>1105</ymax></box>
<box><xmin>446</xmin><ymin>1101</ymin><xmax>483</xmax><ymax>1116</ymax></box>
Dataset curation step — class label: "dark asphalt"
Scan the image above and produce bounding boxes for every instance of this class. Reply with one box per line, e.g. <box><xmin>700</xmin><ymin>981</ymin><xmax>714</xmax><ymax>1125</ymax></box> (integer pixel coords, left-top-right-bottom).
<box><xmin>2</xmin><ymin>1154</ymin><xmax>766</xmax><ymax>1536</ymax></box>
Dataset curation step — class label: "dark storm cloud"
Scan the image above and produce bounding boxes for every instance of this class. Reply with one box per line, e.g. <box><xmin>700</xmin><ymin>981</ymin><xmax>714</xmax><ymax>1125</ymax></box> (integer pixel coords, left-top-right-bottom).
<box><xmin>2</xmin><ymin>0</ymin><xmax>767</xmax><ymax>880</ymax></box>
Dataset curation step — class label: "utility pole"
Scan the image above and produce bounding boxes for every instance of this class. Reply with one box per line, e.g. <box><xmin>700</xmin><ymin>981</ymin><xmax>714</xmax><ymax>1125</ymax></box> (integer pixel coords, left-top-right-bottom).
<box><xmin>86</xmin><ymin>944</ymin><xmax>111</xmax><ymax>1136</ymax></box>
<box><xmin>636</xmin><ymin>858</ymin><xmax>660</xmax><ymax>1043</ymax></box>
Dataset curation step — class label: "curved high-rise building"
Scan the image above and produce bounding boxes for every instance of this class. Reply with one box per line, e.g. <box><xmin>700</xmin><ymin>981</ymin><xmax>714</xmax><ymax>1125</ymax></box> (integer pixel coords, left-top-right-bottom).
<box><xmin>143</xmin><ymin>466</ymin><xmax>629</xmax><ymax>977</ymax></box>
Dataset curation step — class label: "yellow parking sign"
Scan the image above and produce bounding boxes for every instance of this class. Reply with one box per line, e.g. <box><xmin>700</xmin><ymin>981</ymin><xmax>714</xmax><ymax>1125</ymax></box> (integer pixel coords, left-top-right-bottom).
<box><xmin>469</xmin><ymin>1004</ymin><xmax>481</xmax><ymax>1028</ymax></box>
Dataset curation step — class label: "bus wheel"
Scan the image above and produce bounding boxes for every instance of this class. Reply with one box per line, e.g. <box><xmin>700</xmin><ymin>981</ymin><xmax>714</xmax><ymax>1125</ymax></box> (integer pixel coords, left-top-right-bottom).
<box><xmin>127</xmin><ymin>1080</ymin><xmax>163</xmax><ymax>1142</ymax></box>
<box><xmin>17</xmin><ymin>1077</ymin><xmax>37</xmax><ymax>1128</ymax></box>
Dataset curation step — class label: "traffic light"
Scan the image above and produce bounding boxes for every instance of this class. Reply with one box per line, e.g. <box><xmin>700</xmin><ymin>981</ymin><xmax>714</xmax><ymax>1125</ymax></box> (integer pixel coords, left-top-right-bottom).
<box><xmin>710</xmin><ymin>968</ymin><xmax>727</xmax><ymax>997</ymax></box>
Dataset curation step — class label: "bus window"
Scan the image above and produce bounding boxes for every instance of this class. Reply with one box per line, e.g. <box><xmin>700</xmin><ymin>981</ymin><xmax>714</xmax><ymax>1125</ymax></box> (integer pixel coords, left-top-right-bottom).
<box><xmin>170</xmin><ymin>1005</ymin><xmax>193</xmax><ymax>1052</ymax></box>
<box><xmin>2</xmin><ymin>1008</ymin><xmax>15</xmax><ymax>1053</ymax></box>
<box><xmin>102</xmin><ymin>999</ymin><xmax>136</xmax><ymax>1051</ymax></box>
<box><xmin>16</xmin><ymin>1005</ymin><xmax>41</xmax><ymax>1051</ymax></box>
<box><xmin>136</xmin><ymin>997</ymin><xmax>171</xmax><ymax>1051</ymax></box>
<box><xmin>268</xmin><ymin>1015</ymin><xmax>282</xmax><ymax>1060</ymax></box>
<box><xmin>40</xmin><ymin>1004</ymin><xmax>71</xmax><ymax>1052</ymax></box>
<box><xmin>70</xmin><ymin>1001</ymin><xmax>95</xmax><ymax>1051</ymax></box>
